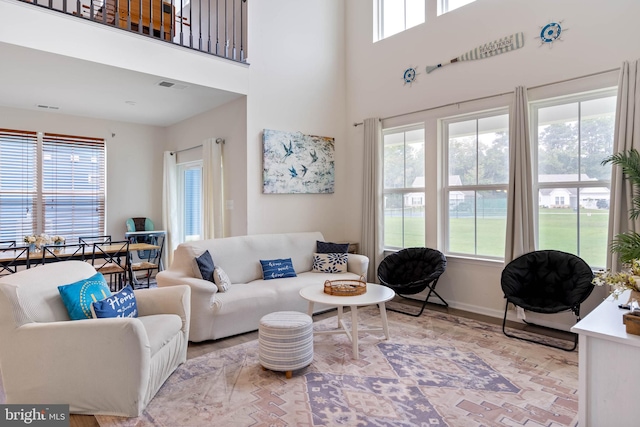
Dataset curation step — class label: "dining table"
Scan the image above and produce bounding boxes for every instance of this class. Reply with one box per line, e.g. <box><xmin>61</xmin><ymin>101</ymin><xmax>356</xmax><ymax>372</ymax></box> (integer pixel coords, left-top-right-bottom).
<box><xmin>0</xmin><ymin>242</ymin><xmax>160</xmax><ymax>286</ymax></box>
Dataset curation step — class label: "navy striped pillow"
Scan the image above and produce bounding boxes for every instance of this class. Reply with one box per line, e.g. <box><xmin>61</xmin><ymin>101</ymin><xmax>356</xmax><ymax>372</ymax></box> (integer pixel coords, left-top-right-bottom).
<box><xmin>260</xmin><ymin>258</ymin><xmax>297</xmax><ymax>280</ymax></box>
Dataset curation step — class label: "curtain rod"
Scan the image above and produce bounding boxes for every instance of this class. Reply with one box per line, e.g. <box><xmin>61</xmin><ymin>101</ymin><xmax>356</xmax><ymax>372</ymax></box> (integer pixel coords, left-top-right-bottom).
<box><xmin>353</xmin><ymin>67</ymin><xmax>620</xmax><ymax>127</ymax></box>
<box><xmin>170</xmin><ymin>138</ymin><xmax>225</xmax><ymax>155</ymax></box>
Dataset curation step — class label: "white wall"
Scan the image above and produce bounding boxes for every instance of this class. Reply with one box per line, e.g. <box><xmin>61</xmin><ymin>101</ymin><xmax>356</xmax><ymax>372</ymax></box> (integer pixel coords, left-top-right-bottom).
<box><xmin>245</xmin><ymin>0</ymin><xmax>350</xmax><ymax>243</ymax></box>
<box><xmin>166</xmin><ymin>96</ymin><xmax>248</xmax><ymax>237</ymax></box>
<box><xmin>0</xmin><ymin>106</ymin><xmax>164</xmax><ymax>238</ymax></box>
<box><xmin>344</xmin><ymin>0</ymin><xmax>640</xmax><ymax>325</ymax></box>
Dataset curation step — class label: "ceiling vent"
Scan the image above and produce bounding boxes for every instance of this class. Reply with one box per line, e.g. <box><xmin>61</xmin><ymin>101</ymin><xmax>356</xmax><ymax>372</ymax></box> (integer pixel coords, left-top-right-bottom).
<box><xmin>36</xmin><ymin>104</ymin><xmax>60</xmax><ymax>110</ymax></box>
<box><xmin>157</xmin><ymin>81</ymin><xmax>188</xmax><ymax>90</ymax></box>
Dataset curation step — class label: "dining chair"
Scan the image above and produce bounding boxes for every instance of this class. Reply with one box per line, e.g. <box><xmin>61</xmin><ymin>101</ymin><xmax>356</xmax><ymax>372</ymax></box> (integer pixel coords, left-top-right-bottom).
<box><xmin>79</xmin><ymin>235</ymin><xmax>112</xmax><ymax>245</ymax></box>
<box><xmin>131</xmin><ymin>232</ymin><xmax>165</xmax><ymax>288</ymax></box>
<box><xmin>0</xmin><ymin>240</ymin><xmax>17</xmax><ymax>248</ymax></box>
<box><xmin>40</xmin><ymin>243</ymin><xmax>86</xmax><ymax>266</ymax></box>
<box><xmin>90</xmin><ymin>240</ymin><xmax>130</xmax><ymax>292</ymax></box>
<box><xmin>0</xmin><ymin>246</ymin><xmax>30</xmax><ymax>276</ymax></box>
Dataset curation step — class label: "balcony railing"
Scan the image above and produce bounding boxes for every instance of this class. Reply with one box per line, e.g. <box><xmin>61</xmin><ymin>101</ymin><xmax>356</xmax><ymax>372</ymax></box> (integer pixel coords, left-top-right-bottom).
<box><xmin>20</xmin><ymin>0</ymin><xmax>248</xmax><ymax>62</ymax></box>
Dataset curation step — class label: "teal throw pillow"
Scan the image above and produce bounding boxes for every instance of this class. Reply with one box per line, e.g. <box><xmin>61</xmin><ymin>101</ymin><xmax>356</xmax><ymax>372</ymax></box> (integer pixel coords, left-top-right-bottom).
<box><xmin>260</xmin><ymin>258</ymin><xmax>297</xmax><ymax>280</ymax></box>
<box><xmin>58</xmin><ymin>272</ymin><xmax>111</xmax><ymax>320</ymax></box>
<box><xmin>92</xmin><ymin>285</ymin><xmax>138</xmax><ymax>318</ymax></box>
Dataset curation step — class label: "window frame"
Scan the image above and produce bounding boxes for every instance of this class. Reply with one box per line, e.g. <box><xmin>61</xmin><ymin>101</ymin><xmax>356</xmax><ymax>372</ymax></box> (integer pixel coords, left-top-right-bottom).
<box><xmin>176</xmin><ymin>160</ymin><xmax>203</xmax><ymax>244</ymax></box>
<box><xmin>0</xmin><ymin>129</ymin><xmax>105</xmax><ymax>243</ymax></box>
<box><xmin>382</xmin><ymin>123</ymin><xmax>426</xmax><ymax>251</ymax></box>
<box><xmin>441</xmin><ymin>107</ymin><xmax>510</xmax><ymax>261</ymax></box>
<box><xmin>530</xmin><ymin>88</ymin><xmax>617</xmax><ymax>268</ymax></box>
<box><xmin>375</xmin><ymin>0</ymin><xmax>426</xmax><ymax>41</ymax></box>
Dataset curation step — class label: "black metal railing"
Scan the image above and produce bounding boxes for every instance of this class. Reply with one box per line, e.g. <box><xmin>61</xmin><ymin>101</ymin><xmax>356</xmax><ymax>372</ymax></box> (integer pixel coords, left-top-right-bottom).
<box><xmin>20</xmin><ymin>0</ymin><xmax>248</xmax><ymax>63</ymax></box>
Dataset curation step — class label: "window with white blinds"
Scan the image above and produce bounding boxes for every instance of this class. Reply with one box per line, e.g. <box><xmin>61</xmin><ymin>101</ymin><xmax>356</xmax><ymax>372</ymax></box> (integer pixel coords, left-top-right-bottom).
<box><xmin>0</xmin><ymin>129</ymin><xmax>105</xmax><ymax>243</ymax></box>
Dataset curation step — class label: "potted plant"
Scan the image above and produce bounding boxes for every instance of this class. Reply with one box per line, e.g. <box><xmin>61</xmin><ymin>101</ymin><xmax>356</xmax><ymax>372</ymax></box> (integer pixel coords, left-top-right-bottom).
<box><xmin>602</xmin><ymin>148</ymin><xmax>640</xmax><ymax>262</ymax></box>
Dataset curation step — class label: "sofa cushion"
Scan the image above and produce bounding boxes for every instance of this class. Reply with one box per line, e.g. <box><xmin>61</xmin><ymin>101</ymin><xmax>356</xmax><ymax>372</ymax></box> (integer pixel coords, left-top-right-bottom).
<box><xmin>195</xmin><ymin>250</ymin><xmax>215</xmax><ymax>282</ymax></box>
<box><xmin>91</xmin><ymin>285</ymin><xmax>138</xmax><ymax>319</ymax></box>
<box><xmin>312</xmin><ymin>252</ymin><xmax>348</xmax><ymax>273</ymax></box>
<box><xmin>137</xmin><ymin>314</ymin><xmax>183</xmax><ymax>357</ymax></box>
<box><xmin>213</xmin><ymin>266</ymin><xmax>231</xmax><ymax>292</ymax></box>
<box><xmin>260</xmin><ymin>258</ymin><xmax>297</xmax><ymax>280</ymax></box>
<box><xmin>58</xmin><ymin>272</ymin><xmax>111</xmax><ymax>320</ymax></box>
<box><xmin>316</xmin><ymin>240</ymin><xmax>349</xmax><ymax>254</ymax></box>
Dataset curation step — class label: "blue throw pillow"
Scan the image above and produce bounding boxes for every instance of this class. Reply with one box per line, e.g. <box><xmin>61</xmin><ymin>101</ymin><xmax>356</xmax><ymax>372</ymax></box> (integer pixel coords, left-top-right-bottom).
<box><xmin>316</xmin><ymin>240</ymin><xmax>350</xmax><ymax>254</ymax></box>
<box><xmin>196</xmin><ymin>250</ymin><xmax>215</xmax><ymax>282</ymax></box>
<box><xmin>91</xmin><ymin>285</ymin><xmax>138</xmax><ymax>319</ymax></box>
<box><xmin>58</xmin><ymin>272</ymin><xmax>112</xmax><ymax>320</ymax></box>
<box><xmin>260</xmin><ymin>258</ymin><xmax>297</xmax><ymax>280</ymax></box>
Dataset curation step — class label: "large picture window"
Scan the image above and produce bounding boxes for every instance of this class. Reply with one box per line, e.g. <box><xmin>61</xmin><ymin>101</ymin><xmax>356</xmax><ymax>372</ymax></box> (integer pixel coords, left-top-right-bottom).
<box><xmin>532</xmin><ymin>90</ymin><xmax>616</xmax><ymax>269</ymax></box>
<box><xmin>0</xmin><ymin>129</ymin><xmax>105</xmax><ymax>242</ymax></box>
<box><xmin>443</xmin><ymin>111</ymin><xmax>509</xmax><ymax>259</ymax></box>
<box><xmin>383</xmin><ymin>125</ymin><xmax>425</xmax><ymax>250</ymax></box>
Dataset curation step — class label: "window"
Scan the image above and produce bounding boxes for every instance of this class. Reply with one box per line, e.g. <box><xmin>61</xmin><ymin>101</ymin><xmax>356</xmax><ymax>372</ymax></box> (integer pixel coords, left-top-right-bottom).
<box><xmin>376</xmin><ymin>0</ymin><xmax>425</xmax><ymax>41</ymax></box>
<box><xmin>383</xmin><ymin>125</ymin><xmax>425</xmax><ymax>250</ymax></box>
<box><xmin>532</xmin><ymin>90</ymin><xmax>616</xmax><ymax>269</ymax></box>
<box><xmin>177</xmin><ymin>161</ymin><xmax>202</xmax><ymax>242</ymax></box>
<box><xmin>443</xmin><ymin>111</ymin><xmax>509</xmax><ymax>259</ymax></box>
<box><xmin>438</xmin><ymin>0</ymin><xmax>476</xmax><ymax>16</ymax></box>
<box><xmin>0</xmin><ymin>129</ymin><xmax>105</xmax><ymax>242</ymax></box>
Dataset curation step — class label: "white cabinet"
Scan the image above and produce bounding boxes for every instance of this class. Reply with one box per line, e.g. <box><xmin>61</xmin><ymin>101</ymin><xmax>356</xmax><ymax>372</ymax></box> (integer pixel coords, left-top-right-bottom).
<box><xmin>571</xmin><ymin>290</ymin><xmax>640</xmax><ymax>427</ymax></box>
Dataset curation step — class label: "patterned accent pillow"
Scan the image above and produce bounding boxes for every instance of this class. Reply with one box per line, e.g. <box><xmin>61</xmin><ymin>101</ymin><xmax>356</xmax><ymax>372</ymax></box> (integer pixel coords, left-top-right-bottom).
<box><xmin>58</xmin><ymin>272</ymin><xmax>112</xmax><ymax>320</ymax></box>
<box><xmin>195</xmin><ymin>250</ymin><xmax>215</xmax><ymax>282</ymax></box>
<box><xmin>91</xmin><ymin>285</ymin><xmax>138</xmax><ymax>319</ymax></box>
<box><xmin>312</xmin><ymin>252</ymin><xmax>348</xmax><ymax>273</ymax></box>
<box><xmin>213</xmin><ymin>266</ymin><xmax>231</xmax><ymax>292</ymax></box>
<box><xmin>260</xmin><ymin>258</ymin><xmax>297</xmax><ymax>280</ymax></box>
<box><xmin>316</xmin><ymin>240</ymin><xmax>350</xmax><ymax>254</ymax></box>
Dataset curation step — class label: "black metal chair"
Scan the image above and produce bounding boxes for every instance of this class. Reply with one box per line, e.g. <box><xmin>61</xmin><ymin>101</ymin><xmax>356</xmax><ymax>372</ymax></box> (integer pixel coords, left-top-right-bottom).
<box><xmin>377</xmin><ymin>247</ymin><xmax>448</xmax><ymax>317</ymax></box>
<box><xmin>40</xmin><ymin>243</ymin><xmax>86</xmax><ymax>266</ymax></box>
<box><xmin>91</xmin><ymin>240</ymin><xmax>130</xmax><ymax>292</ymax></box>
<box><xmin>79</xmin><ymin>235</ymin><xmax>112</xmax><ymax>245</ymax></box>
<box><xmin>0</xmin><ymin>246</ymin><xmax>29</xmax><ymax>275</ymax></box>
<box><xmin>501</xmin><ymin>250</ymin><xmax>595</xmax><ymax>351</ymax></box>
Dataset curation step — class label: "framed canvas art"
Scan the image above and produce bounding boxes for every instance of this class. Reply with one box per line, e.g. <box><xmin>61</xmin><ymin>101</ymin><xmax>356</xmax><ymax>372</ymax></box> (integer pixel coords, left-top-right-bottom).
<box><xmin>263</xmin><ymin>129</ymin><xmax>335</xmax><ymax>194</ymax></box>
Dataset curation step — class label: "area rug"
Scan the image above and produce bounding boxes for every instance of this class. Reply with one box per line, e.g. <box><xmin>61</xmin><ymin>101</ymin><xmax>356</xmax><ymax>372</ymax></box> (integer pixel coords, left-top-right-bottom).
<box><xmin>96</xmin><ymin>308</ymin><xmax>578</xmax><ymax>427</ymax></box>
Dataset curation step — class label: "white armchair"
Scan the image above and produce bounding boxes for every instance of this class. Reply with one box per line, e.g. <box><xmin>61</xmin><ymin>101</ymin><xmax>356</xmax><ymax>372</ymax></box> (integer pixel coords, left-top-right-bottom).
<box><xmin>0</xmin><ymin>261</ymin><xmax>190</xmax><ymax>417</ymax></box>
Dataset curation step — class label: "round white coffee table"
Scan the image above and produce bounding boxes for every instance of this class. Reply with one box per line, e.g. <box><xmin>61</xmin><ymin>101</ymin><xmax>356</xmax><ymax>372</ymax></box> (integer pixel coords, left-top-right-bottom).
<box><xmin>299</xmin><ymin>283</ymin><xmax>395</xmax><ymax>359</ymax></box>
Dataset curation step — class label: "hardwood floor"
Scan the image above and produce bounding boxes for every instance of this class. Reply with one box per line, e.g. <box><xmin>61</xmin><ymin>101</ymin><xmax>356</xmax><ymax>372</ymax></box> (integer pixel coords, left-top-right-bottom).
<box><xmin>70</xmin><ymin>296</ymin><xmax>574</xmax><ymax>427</ymax></box>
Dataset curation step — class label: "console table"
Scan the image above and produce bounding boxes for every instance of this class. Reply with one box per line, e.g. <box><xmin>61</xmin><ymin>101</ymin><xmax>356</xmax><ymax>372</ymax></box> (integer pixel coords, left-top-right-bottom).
<box><xmin>571</xmin><ymin>290</ymin><xmax>640</xmax><ymax>427</ymax></box>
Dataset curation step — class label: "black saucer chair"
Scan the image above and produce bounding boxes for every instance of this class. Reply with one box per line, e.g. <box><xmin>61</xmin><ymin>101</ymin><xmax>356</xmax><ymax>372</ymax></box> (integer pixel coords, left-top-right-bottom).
<box><xmin>501</xmin><ymin>250</ymin><xmax>594</xmax><ymax>351</ymax></box>
<box><xmin>377</xmin><ymin>247</ymin><xmax>447</xmax><ymax>317</ymax></box>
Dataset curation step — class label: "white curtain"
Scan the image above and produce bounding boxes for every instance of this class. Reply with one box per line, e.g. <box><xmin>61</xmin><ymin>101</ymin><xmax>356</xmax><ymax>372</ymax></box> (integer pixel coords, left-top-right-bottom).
<box><xmin>360</xmin><ymin>118</ymin><xmax>384</xmax><ymax>281</ymax></box>
<box><xmin>202</xmin><ymin>138</ymin><xmax>225</xmax><ymax>240</ymax></box>
<box><xmin>162</xmin><ymin>151</ymin><xmax>178</xmax><ymax>266</ymax></box>
<box><xmin>504</xmin><ymin>86</ymin><xmax>536</xmax><ymax>263</ymax></box>
<box><xmin>607</xmin><ymin>59</ymin><xmax>640</xmax><ymax>270</ymax></box>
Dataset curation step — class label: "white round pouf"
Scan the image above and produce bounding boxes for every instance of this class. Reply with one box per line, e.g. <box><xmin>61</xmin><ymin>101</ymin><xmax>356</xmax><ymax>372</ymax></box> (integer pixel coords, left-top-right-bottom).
<box><xmin>259</xmin><ymin>311</ymin><xmax>314</xmax><ymax>378</ymax></box>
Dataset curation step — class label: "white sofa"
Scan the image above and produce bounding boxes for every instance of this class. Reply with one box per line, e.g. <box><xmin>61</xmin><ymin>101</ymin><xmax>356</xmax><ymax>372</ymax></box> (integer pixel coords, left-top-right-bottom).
<box><xmin>156</xmin><ymin>231</ymin><xmax>369</xmax><ymax>342</ymax></box>
<box><xmin>0</xmin><ymin>261</ymin><xmax>191</xmax><ymax>417</ymax></box>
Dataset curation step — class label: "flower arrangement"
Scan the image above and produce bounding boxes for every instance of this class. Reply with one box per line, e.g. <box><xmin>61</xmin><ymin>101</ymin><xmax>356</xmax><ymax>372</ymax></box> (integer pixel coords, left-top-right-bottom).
<box><xmin>52</xmin><ymin>235</ymin><xmax>65</xmax><ymax>244</ymax></box>
<box><xmin>23</xmin><ymin>235</ymin><xmax>37</xmax><ymax>244</ymax></box>
<box><xmin>593</xmin><ymin>259</ymin><xmax>640</xmax><ymax>299</ymax></box>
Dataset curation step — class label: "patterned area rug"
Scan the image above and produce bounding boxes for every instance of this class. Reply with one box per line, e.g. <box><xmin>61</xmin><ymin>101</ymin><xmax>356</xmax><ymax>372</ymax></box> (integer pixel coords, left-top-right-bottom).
<box><xmin>96</xmin><ymin>307</ymin><xmax>578</xmax><ymax>427</ymax></box>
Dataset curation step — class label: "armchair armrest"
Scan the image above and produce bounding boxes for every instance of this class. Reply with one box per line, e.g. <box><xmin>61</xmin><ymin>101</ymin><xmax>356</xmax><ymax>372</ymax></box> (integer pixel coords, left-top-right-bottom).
<box><xmin>347</xmin><ymin>254</ymin><xmax>370</xmax><ymax>280</ymax></box>
<box><xmin>6</xmin><ymin>319</ymin><xmax>150</xmax><ymax>416</ymax></box>
<box><xmin>135</xmin><ymin>285</ymin><xmax>191</xmax><ymax>333</ymax></box>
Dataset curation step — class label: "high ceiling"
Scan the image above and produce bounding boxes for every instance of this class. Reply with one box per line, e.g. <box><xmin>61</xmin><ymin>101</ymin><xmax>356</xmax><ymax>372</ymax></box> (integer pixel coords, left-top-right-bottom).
<box><xmin>0</xmin><ymin>42</ymin><xmax>243</xmax><ymax>127</ymax></box>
